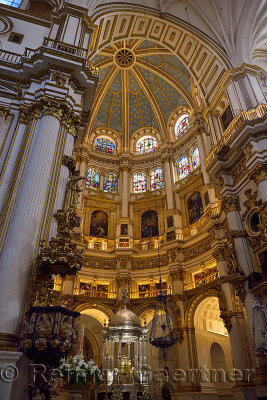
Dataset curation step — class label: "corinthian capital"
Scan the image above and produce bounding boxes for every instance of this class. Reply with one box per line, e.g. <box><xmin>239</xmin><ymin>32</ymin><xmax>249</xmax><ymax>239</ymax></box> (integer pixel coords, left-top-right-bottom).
<box><xmin>249</xmin><ymin>163</ymin><xmax>267</xmax><ymax>184</ymax></box>
<box><xmin>221</xmin><ymin>195</ymin><xmax>240</xmax><ymax>213</ymax></box>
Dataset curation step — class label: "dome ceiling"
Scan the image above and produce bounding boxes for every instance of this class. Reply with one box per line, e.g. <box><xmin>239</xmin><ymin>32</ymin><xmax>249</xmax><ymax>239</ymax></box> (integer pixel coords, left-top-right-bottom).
<box><xmin>88</xmin><ymin>39</ymin><xmax>193</xmax><ymax>142</ymax></box>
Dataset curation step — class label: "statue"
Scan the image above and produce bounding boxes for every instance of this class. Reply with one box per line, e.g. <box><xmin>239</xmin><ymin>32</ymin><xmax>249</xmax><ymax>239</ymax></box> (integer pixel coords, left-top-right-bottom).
<box><xmin>63</xmin><ymin>170</ymin><xmax>85</xmax><ymax>211</ymax></box>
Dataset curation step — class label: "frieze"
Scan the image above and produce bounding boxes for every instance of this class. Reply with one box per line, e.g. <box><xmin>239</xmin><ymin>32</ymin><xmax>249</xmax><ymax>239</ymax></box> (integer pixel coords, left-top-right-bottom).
<box><xmin>83</xmin><ymin>255</ymin><xmax>117</xmax><ymax>269</ymax></box>
<box><xmin>232</xmin><ymin>160</ymin><xmax>247</xmax><ymax>184</ymax></box>
<box><xmin>131</xmin><ymin>254</ymin><xmax>168</xmax><ymax>270</ymax></box>
<box><xmin>228</xmin><ymin>230</ymin><xmax>247</xmax><ymax>239</ymax></box>
<box><xmin>183</xmin><ymin>232</ymin><xmax>215</xmax><ymax>261</ymax></box>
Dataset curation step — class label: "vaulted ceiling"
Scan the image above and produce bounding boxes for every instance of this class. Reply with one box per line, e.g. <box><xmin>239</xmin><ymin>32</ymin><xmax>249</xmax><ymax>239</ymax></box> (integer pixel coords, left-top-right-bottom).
<box><xmin>88</xmin><ymin>39</ymin><xmax>193</xmax><ymax>141</ymax></box>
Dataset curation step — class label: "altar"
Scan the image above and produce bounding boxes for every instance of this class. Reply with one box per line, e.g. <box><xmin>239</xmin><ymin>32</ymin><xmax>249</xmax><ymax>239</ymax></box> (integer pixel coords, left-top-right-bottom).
<box><xmin>97</xmin><ymin>292</ymin><xmax>149</xmax><ymax>399</ymax></box>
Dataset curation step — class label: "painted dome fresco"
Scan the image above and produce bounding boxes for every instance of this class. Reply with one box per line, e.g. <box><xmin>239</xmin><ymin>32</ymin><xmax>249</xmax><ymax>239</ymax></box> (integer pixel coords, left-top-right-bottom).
<box><xmin>88</xmin><ymin>39</ymin><xmax>193</xmax><ymax>141</ymax></box>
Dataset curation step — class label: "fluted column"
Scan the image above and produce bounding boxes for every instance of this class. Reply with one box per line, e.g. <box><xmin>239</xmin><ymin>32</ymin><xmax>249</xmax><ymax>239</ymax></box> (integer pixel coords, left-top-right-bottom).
<box><xmin>121</xmin><ymin>166</ymin><xmax>129</xmax><ymax>218</ymax></box>
<box><xmin>139</xmin><ymin>338</ymin><xmax>143</xmax><ymax>374</ymax></box>
<box><xmin>102</xmin><ymin>339</ymin><xmax>106</xmax><ymax>369</ymax></box>
<box><xmin>107</xmin><ymin>339</ymin><xmax>111</xmax><ymax>370</ymax></box>
<box><xmin>135</xmin><ymin>338</ymin><xmax>139</xmax><ymax>371</ymax></box>
<box><xmin>111</xmin><ymin>339</ymin><xmax>115</xmax><ymax>371</ymax></box>
<box><xmin>118</xmin><ymin>336</ymin><xmax>122</xmax><ymax>373</ymax></box>
<box><xmin>162</xmin><ymin>155</ymin><xmax>174</xmax><ymax>210</ymax></box>
<box><xmin>249</xmin><ymin>163</ymin><xmax>267</xmax><ymax>202</ymax></box>
<box><xmin>0</xmin><ymin>111</ymin><xmax>65</xmax><ymax>335</ymax></box>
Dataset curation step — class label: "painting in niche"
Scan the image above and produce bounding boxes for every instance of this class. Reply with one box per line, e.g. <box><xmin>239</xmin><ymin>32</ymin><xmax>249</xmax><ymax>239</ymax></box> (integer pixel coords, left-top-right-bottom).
<box><xmin>187</xmin><ymin>192</ymin><xmax>204</xmax><ymax>225</ymax></box>
<box><xmin>121</xmin><ymin>224</ymin><xmax>128</xmax><ymax>235</ymax></box>
<box><xmin>221</xmin><ymin>105</ymin><xmax>234</xmax><ymax>131</ymax></box>
<box><xmin>155</xmin><ymin>281</ymin><xmax>167</xmax><ymax>294</ymax></box>
<box><xmin>138</xmin><ymin>284</ymin><xmax>150</xmax><ymax>297</ymax></box>
<box><xmin>166</xmin><ymin>230</ymin><xmax>176</xmax><ymax>242</ymax></box>
<box><xmin>141</xmin><ymin>210</ymin><xmax>159</xmax><ymax>238</ymax></box>
<box><xmin>90</xmin><ymin>210</ymin><xmax>108</xmax><ymax>238</ymax></box>
<box><xmin>167</xmin><ymin>215</ymin><xmax>174</xmax><ymax>228</ymax></box>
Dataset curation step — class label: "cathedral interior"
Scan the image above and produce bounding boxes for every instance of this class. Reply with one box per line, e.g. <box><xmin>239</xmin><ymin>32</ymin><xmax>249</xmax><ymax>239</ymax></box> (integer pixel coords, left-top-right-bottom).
<box><xmin>0</xmin><ymin>0</ymin><xmax>266</xmax><ymax>399</ymax></box>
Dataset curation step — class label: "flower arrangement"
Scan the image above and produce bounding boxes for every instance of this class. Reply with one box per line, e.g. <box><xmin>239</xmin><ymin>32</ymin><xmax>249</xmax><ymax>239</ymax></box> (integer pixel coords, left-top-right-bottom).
<box><xmin>141</xmin><ymin>387</ymin><xmax>154</xmax><ymax>400</ymax></box>
<box><xmin>111</xmin><ymin>386</ymin><xmax>123</xmax><ymax>400</ymax></box>
<box><xmin>56</xmin><ymin>354</ymin><xmax>101</xmax><ymax>386</ymax></box>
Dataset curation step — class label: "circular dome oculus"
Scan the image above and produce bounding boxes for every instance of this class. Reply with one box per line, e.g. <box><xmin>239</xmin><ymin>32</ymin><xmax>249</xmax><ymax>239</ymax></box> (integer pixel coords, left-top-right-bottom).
<box><xmin>115</xmin><ymin>49</ymin><xmax>135</xmax><ymax>68</ymax></box>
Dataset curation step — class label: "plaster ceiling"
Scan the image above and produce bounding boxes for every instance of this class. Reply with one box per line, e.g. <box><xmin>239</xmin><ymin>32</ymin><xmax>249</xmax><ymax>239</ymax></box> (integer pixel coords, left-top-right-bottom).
<box><xmin>88</xmin><ymin>39</ymin><xmax>192</xmax><ymax>139</ymax></box>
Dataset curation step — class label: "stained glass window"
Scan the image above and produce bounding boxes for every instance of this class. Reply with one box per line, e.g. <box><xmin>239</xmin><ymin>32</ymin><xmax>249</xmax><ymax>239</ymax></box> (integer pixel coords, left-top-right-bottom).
<box><xmin>136</xmin><ymin>136</ymin><xmax>158</xmax><ymax>154</ymax></box>
<box><xmin>133</xmin><ymin>172</ymin><xmax>147</xmax><ymax>193</ymax></box>
<box><xmin>151</xmin><ymin>168</ymin><xmax>164</xmax><ymax>190</ymax></box>
<box><xmin>0</xmin><ymin>0</ymin><xmax>21</xmax><ymax>6</ymax></box>
<box><xmin>94</xmin><ymin>137</ymin><xmax>115</xmax><ymax>154</ymax></box>
<box><xmin>177</xmin><ymin>156</ymin><xmax>190</xmax><ymax>179</ymax></box>
<box><xmin>86</xmin><ymin>168</ymin><xmax>100</xmax><ymax>189</ymax></box>
<box><xmin>192</xmin><ymin>147</ymin><xmax>200</xmax><ymax>169</ymax></box>
<box><xmin>104</xmin><ymin>172</ymin><xmax>117</xmax><ymax>193</ymax></box>
<box><xmin>175</xmin><ymin>115</ymin><xmax>189</xmax><ymax>138</ymax></box>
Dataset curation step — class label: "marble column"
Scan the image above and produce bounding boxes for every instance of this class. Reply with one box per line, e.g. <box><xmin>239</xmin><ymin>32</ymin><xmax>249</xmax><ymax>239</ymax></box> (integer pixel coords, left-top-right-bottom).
<box><xmin>249</xmin><ymin>163</ymin><xmax>267</xmax><ymax>203</ymax></box>
<box><xmin>162</xmin><ymin>157</ymin><xmax>174</xmax><ymax>210</ymax></box>
<box><xmin>107</xmin><ymin>339</ymin><xmax>111</xmax><ymax>370</ymax></box>
<box><xmin>0</xmin><ymin>112</ymin><xmax>65</xmax><ymax>336</ymax></box>
<box><xmin>121</xmin><ymin>166</ymin><xmax>129</xmax><ymax>218</ymax></box>
<box><xmin>102</xmin><ymin>339</ymin><xmax>106</xmax><ymax>369</ymax></box>
<box><xmin>135</xmin><ymin>339</ymin><xmax>139</xmax><ymax>371</ymax></box>
<box><xmin>111</xmin><ymin>339</ymin><xmax>114</xmax><ymax>371</ymax></box>
<box><xmin>118</xmin><ymin>336</ymin><xmax>122</xmax><ymax>373</ymax></box>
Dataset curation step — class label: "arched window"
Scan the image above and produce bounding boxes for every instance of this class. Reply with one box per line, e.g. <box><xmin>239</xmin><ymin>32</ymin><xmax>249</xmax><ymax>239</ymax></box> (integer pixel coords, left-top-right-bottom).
<box><xmin>187</xmin><ymin>191</ymin><xmax>204</xmax><ymax>224</ymax></box>
<box><xmin>151</xmin><ymin>168</ymin><xmax>164</xmax><ymax>190</ymax></box>
<box><xmin>136</xmin><ymin>136</ymin><xmax>158</xmax><ymax>154</ymax></box>
<box><xmin>94</xmin><ymin>136</ymin><xmax>115</xmax><ymax>154</ymax></box>
<box><xmin>177</xmin><ymin>156</ymin><xmax>190</xmax><ymax>179</ymax></box>
<box><xmin>175</xmin><ymin>114</ymin><xmax>189</xmax><ymax>138</ymax></box>
<box><xmin>90</xmin><ymin>210</ymin><xmax>108</xmax><ymax>238</ymax></box>
<box><xmin>192</xmin><ymin>147</ymin><xmax>200</xmax><ymax>169</ymax></box>
<box><xmin>86</xmin><ymin>168</ymin><xmax>100</xmax><ymax>189</ymax></box>
<box><xmin>0</xmin><ymin>0</ymin><xmax>21</xmax><ymax>7</ymax></box>
<box><xmin>103</xmin><ymin>172</ymin><xmax>117</xmax><ymax>193</ymax></box>
<box><xmin>133</xmin><ymin>172</ymin><xmax>147</xmax><ymax>193</ymax></box>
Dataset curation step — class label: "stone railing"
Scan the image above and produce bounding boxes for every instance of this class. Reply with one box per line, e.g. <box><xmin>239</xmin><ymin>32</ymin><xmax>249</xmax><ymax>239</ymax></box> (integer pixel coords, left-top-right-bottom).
<box><xmin>206</xmin><ymin>103</ymin><xmax>267</xmax><ymax>167</ymax></box>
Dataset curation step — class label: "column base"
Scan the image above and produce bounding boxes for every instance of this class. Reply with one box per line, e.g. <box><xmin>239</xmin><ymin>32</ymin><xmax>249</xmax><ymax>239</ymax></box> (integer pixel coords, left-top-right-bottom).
<box><xmin>0</xmin><ymin>333</ymin><xmax>19</xmax><ymax>352</ymax></box>
<box><xmin>0</xmin><ymin>351</ymin><xmax>22</xmax><ymax>400</ymax></box>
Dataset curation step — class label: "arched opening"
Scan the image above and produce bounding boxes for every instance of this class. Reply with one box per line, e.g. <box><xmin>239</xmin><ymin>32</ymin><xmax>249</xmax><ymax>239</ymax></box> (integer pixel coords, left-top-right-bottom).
<box><xmin>194</xmin><ymin>297</ymin><xmax>233</xmax><ymax>388</ymax></box>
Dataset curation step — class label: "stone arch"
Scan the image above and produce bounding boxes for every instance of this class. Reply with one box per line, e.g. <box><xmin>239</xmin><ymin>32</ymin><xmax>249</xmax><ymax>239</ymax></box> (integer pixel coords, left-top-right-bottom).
<box><xmin>185</xmin><ymin>289</ymin><xmax>222</xmax><ymax>329</ymax></box>
<box><xmin>75</xmin><ymin>301</ymin><xmax>114</xmax><ymax>320</ymax></box>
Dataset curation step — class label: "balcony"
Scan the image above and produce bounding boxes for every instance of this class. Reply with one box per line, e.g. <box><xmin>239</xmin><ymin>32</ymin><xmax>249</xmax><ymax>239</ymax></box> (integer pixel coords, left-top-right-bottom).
<box><xmin>75</xmin><ymin>289</ymin><xmax>116</xmax><ymax>299</ymax></box>
<box><xmin>206</xmin><ymin>104</ymin><xmax>267</xmax><ymax>167</ymax></box>
<box><xmin>130</xmin><ymin>287</ymin><xmax>171</xmax><ymax>299</ymax></box>
<box><xmin>184</xmin><ymin>270</ymin><xmax>219</xmax><ymax>292</ymax></box>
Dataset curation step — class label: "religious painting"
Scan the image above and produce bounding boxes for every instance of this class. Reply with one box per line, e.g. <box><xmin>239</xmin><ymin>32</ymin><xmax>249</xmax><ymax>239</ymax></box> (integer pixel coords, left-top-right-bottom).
<box><xmin>97</xmin><ymin>284</ymin><xmax>108</xmax><ymax>298</ymax></box>
<box><xmin>90</xmin><ymin>210</ymin><xmax>108</xmax><ymax>238</ymax></box>
<box><xmin>141</xmin><ymin>210</ymin><xmax>159</xmax><ymax>238</ymax></box>
<box><xmin>166</xmin><ymin>215</ymin><xmax>174</xmax><ymax>228</ymax></box>
<box><xmin>187</xmin><ymin>192</ymin><xmax>204</xmax><ymax>225</ymax></box>
<box><xmin>138</xmin><ymin>284</ymin><xmax>150</xmax><ymax>297</ymax></box>
<box><xmin>155</xmin><ymin>281</ymin><xmax>167</xmax><ymax>295</ymax></box>
<box><xmin>79</xmin><ymin>282</ymin><xmax>91</xmax><ymax>295</ymax></box>
<box><xmin>221</xmin><ymin>105</ymin><xmax>234</xmax><ymax>131</ymax></box>
<box><xmin>121</xmin><ymin>224</ymin><xmax>128</xmax><ymax>235</ymax></box>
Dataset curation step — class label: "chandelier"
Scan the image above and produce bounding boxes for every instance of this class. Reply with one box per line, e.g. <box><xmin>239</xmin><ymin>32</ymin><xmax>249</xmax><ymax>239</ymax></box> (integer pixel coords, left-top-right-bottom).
<box><xmin>149</xmin><ymin>285</ymin><xmax>179</xmax><ymax>359</ymax></box>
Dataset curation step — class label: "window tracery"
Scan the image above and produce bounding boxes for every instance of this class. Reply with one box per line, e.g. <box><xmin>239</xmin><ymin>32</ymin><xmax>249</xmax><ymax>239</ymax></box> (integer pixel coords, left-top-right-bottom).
<box><xmin>177</xmin><ymin>156</ymin><xmax>190</xmax><ymax>179</ymax></box>
<box><xmin>86</xmin><ymin>168</ymin><xmax>100</xmax><ymax>189</ymax></box>
<box><xmin>175</xmin><ymin>114</ymin><xmax>189</xmax><ymax>138</ymax></box>
<box><xmin>94</xmin><ymin>136</ymin><xmax>115</xmax><ymax>154</ymax></box>
<box><xmin>136</xmin><ymin>136</ymin><xmax>158</xmax><ymax>154</ymax></box>
<box><xmin>104</xmin><ymin>172</ymin><xmax>117</xmax><ymax>193</ymax></box>
<box><xmin>133</xmin><ymin>172</ymin><xmax>147</xmax><ymax>193</ymax></box>
<box><xmin>151</xmin><ymin>168</ymin><xmax>164</xmax><ymax>190</ymax></box>
<box><xmin>192</xmin><ymin>147</ymin><xmax>200</xmax><ymax>169</ymax></box>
